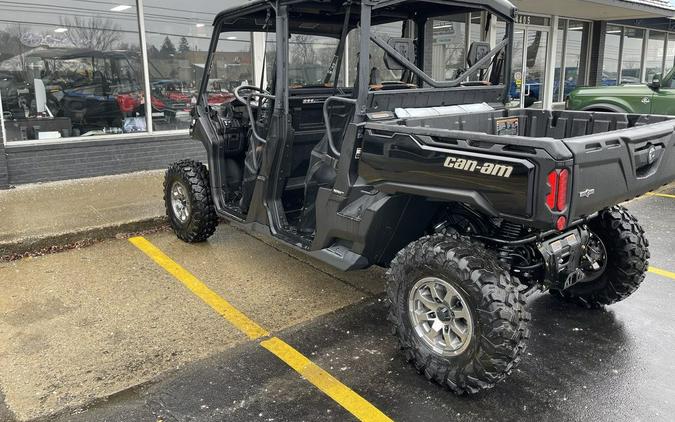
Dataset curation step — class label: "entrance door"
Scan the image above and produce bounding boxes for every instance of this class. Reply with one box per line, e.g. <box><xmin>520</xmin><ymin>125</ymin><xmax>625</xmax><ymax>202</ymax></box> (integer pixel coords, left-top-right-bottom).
<box><xmin>510</xmin><ymin>25</ymin><xmax>549</xmax><ymax>108</ymax></box>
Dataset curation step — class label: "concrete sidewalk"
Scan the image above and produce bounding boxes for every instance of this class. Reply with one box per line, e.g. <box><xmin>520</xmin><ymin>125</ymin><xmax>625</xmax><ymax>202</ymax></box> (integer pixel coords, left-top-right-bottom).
<box><xmin>0</xmin><ymin>171</ymin><xmax>167</xmax><ymax>259</ymax></box>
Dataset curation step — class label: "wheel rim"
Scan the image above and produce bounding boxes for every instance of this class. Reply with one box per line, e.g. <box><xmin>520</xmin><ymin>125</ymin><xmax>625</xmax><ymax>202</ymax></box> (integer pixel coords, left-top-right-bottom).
<box><xmin>408</xmin><ymin>277</ymin><xmax>474</xmax><ymax>357</ymax></box>
<box><xmin>170</xmin><ymin>181</ymin><xmax>191</xmax><ymax>223</ymax></box>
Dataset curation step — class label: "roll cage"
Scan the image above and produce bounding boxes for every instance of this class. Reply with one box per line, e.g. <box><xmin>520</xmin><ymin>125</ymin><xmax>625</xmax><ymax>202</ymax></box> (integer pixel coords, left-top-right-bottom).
<box><xmin>197</xmin><ymin>0</ymin><xmax>517</xmax><ymax>118</ymax></box>
<box><xmin>191</xmin><ymin>0</ymin><xmax>517</xmax><ymax>254</ymax></box>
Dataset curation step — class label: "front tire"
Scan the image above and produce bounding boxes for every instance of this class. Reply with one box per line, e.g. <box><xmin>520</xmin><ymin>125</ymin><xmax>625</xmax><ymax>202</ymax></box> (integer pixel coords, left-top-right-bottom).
<box><xmin>551</xmin><ymin>206</ymin><xmax>649</xmax><ymax>308</ymax></box>
<box><xmin>386</xmin><ymin>234</ymin><xmax>530</xmax><ymax>394</ymax></box>
<box><xmin>164</xmin><ymin>160</ymin><xmax>218</xmax><ymax>242</ymax></box>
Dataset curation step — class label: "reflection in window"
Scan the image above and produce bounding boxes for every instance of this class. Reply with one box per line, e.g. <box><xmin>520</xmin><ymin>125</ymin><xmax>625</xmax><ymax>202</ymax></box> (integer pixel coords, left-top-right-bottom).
<box><xmin>347</xmin><ymin>22</ymin><xmax>405</xmax><ymax>86</ymax></box>
<box><xmin>646</xmin><ymin>31</ymin><xmax>665</xmax><ymax>83</ymax></box>
<box><xmin>0</xmin><ymin>2</ymin><xmax>143</xmax><ymax>141</ymax></box>
<box><xmin>603</xmin><ymin>26</ymin><xmax>622</xmax><ymax>86</ymax></box>
<box><xmin>288</xmin><ymin>35</ymin><xmax>339</xmax><ymax>87</ymax></box>
<box><xmin>143</xmin><ymin>0</ymin><xmax>252</xmax><ymax>131</ymax></box>
<box><xmin>666</xmin><ymin>35</ymin><xmax>675</xmax><ymax>76</ymax></box>
<box><xmin>430</xmin><ymin>15</ymin><xmax>468</xmax><ymax>81</ymax></box>
<box><xmin>559</xmin><ymin>20</ymin><xmax>590</xmax><ymax>101</ymax></box>
<box><xmin>621</xmin><ymin>28</ymin><xmax>644</xmax><ymax>84</ymax></box>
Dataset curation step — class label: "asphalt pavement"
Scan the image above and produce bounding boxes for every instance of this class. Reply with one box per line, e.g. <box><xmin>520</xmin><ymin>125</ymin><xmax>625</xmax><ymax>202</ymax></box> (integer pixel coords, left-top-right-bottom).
<box><xmin>0</xmin><ymin>188</ymin><xmax>673</xmax><ymax>422</ymax></box>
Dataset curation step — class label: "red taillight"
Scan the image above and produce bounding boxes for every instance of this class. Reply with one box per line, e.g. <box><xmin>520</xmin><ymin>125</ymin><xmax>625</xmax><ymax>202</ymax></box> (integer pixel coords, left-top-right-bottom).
<box><xmin>546</xmin><ymin>169</ymin><xmax>571</xmax><ymax>230</ymax></box>
<box><xmin>546</xmin><ymin>171</ymin><xmax>558</xmax><ymax>210</ymax></box>
<box><xmin>556</xmin><ymin>216</ymin><xmax>567</xmax><ymax>231</ymax></box>
<box><xmin>556</xmin><ymin>169</ymin><xmax>569</xmax><ymax>211</ymax></box>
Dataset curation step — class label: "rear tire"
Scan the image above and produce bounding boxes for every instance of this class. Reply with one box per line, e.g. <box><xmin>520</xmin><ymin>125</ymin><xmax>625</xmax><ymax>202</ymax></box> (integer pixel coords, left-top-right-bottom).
<box><xmin>164</xmin><ymin>160</ymin><xmax>218</xmax><ymax>242</ymax></box>
<box><xmin>550</xmin><ymin>206</ymin><xmax>649</xmax><ymax>308</ymax></box>
<box><xmin>386</xmin><ymin>234</ymin><xmax>530</xmax><ymax>394</ymax></box>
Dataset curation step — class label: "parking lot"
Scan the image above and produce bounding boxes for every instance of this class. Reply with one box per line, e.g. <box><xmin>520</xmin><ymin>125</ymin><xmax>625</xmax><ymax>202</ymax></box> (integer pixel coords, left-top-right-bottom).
<box><xmin>1</xmin><ymin>187</ymin><xmax>674</xmax><ymax>422</ymax></box>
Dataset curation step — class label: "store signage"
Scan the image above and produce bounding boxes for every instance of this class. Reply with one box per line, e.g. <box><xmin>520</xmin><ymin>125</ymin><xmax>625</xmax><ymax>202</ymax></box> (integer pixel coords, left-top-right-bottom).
<box><xmin>516</xmin><ymin>14</ymin><xmax>551</xmax><ymax>27</ymax></box>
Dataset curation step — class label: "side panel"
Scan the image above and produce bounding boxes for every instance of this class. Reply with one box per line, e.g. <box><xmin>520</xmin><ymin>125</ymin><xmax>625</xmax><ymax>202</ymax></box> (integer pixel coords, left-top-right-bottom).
<box><xmin>564</xmin><ymin>121</ymin><xmax>675</xmax><ymax>219</ymax></box>
<box><xmin>359</xmin><ymin>132</ymin><xmax>535</xmax><ymax>217</ymax></box>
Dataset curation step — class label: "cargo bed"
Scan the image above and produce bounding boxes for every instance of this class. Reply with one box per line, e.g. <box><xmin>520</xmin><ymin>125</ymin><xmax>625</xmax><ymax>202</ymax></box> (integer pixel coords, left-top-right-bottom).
<box><xmin>359</xmin><ymin>109</ymin><xmax>675</xmax><ymax>229</ymax></box>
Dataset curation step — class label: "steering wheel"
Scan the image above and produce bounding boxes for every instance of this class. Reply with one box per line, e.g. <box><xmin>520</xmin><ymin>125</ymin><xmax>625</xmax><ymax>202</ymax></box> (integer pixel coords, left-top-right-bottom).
<box><xmin>233</xmin><ymin>84</ymin><xmax>271</xmax><ymax>108</ymax></box>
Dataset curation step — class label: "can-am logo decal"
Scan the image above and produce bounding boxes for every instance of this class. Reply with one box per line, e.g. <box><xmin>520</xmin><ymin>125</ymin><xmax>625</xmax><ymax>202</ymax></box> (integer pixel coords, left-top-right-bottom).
<box><xmin>443</xmin><ymin>156</ymin><xmax>514</xmax><ymax>178</ymax></box>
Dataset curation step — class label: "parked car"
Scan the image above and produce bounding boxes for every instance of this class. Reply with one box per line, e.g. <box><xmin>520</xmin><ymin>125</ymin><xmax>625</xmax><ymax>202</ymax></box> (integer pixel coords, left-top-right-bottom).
<box><xmin>567</xmin><ymin>69</ymin><xmax>675</xmax><ymax>114</ymax></box>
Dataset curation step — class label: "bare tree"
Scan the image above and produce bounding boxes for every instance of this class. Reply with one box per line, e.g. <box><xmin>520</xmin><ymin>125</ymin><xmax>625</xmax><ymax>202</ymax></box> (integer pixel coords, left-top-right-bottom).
<box><xmin>60</xmin><ymin>16</ymin><xmax>122</xmax><ymax>51</ymax></box>
<box><xmin>290</xmin><ymin>34</ymin><xmax>317</xmax><ymax>65</ymax></box>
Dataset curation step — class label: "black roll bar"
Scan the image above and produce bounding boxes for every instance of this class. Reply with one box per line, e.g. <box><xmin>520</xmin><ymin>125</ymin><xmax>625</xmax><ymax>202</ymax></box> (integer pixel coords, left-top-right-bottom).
<box><xmin>369</xmin><ymin>33</ymin><xmax>509</xmax><ymax>89</ymax></box>
<box><xmin>323</xmin><ymin>96</ymin><xmax>357</xmax><ymax>157</ymax></box>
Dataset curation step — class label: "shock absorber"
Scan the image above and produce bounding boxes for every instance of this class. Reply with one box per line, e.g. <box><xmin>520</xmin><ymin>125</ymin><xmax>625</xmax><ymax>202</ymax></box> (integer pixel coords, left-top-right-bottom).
<box><xmin>496</xmin><ymin>221</ymin><xmax>526</xmax><ymax>264</ymax></box>
<box><xmin>495</xmin><ymin>221</ymin><xmax>541</xmax><ymax>291</ymax></box>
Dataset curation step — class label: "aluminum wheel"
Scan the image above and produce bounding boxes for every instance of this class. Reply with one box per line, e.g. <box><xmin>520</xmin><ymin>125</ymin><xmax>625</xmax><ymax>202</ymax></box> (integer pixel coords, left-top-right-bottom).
<box><xmin>170</xmin><ymin>181</ymin><xmax>191</xmax><ymax>223</ymax></box>
<box><xmin>408</xmin><ymin>277</ymin><xmax>474</xmax><ymax>356</ymax></box>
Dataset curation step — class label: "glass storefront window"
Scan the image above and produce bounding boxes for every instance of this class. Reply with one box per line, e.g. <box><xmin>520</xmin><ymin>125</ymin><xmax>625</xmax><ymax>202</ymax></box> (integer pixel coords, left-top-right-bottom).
<box><xmin>666</xmin><ymin>34</ymin><xmax>675</xmax><ymax>76</ymax></box>
<box><xmin>554</xmin><ymin>20</ymin><xmax>565</xmax><ymax>102</ymax></box>
<box><xmin>646</xmin><ymin>31</ymin><xmax>666</xmax><ymax>82</ymax></box>
<box><xmin>621</xmin><ymin>28</ymin><xmax>644</xmax><ymax>84</ymax></box>
<box><xmin>0</xmin><ymin>1</ymin><xmax>144</xmax><ymax>142</ymax></box>
<box><xmin>603</xmin><ymin>25</ymin><xmax>622</xmax><ymax>86</ymax></box>
<box><xmin>561</xmin><ymin>21</ymin><xmax>590</xmax><ymax>100</ymax></box>
<box><xmin>143</xmin><ymin>0</ymin><xmax>252</xmax><ymax>131</ymax></box>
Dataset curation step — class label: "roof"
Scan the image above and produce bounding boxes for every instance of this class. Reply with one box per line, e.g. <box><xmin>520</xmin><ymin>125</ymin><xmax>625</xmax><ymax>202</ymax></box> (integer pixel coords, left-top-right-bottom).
<box><xmin>621</xmin><ymin>0</ymin><xmax>673</xmax><ymax>9</ymax></box>
<box><xmin>214</xmin><ymin>0</ymin><xmax>517</xmax><ymax>34</ymax></box>
<box><xmin>512</xmin><ymin>0</ymin><xmax>673</xmax><ymax>19</ymax></box>
<box><xmin>588</xmin><ymin>0</ymin><xmax>675</xmax><ymax>13</ymax></box>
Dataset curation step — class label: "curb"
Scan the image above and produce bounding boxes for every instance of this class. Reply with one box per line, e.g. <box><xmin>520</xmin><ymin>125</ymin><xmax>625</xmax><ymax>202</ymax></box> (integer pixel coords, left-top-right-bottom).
<box><xmin>0</xmin><ymin>216</ymin><xmax>168</xmax><ymax>261</ymax></box>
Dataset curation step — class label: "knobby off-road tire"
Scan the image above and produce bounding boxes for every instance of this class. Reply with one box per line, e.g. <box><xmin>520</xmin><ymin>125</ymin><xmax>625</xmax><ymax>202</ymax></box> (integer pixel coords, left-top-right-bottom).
<box><xmin>386</xmin><ymin>234</ymin><xmax>530</xmax><ymax>394</ymax></box>
<box><xmin>551</xmin><ymin>205</ymin><xmax>649</xmax><ymax>308</ymax></box>
<box><xmin>164</xmin><ymin>160</ymin><xmax>218</xmax><ymax>242</ymax></box>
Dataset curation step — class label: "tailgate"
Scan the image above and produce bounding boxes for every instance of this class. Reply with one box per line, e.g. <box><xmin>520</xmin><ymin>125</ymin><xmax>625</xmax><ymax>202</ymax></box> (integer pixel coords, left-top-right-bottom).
<box><xmin>564</xmin><ymin>120</ymin><xmax>675</xmax><ymax>219</ymax></box>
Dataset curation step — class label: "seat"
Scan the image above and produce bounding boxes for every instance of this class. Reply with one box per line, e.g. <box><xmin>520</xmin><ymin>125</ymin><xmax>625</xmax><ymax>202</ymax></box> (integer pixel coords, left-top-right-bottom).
<box><xmin>296</xmin><ymin>64</ymin><xmax>378</xmax><ymax>234</ymax></box>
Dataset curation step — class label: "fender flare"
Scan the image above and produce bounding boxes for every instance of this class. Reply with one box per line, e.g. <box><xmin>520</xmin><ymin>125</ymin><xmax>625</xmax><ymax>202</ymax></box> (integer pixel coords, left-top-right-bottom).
<box><xmin>581</xmin><ymin>103</ymin><xmax>629</xmax><ymax>113</ymax></box>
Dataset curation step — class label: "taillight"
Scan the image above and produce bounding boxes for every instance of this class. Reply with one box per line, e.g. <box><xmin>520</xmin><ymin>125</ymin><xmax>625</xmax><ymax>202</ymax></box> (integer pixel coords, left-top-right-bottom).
<box><xmin>556</xmin><ymin>169</ymin><xmax>569</xmax><ymax>211</ymax></box>
<box><xmin>546</xmin><ymin>171</ymin><xmax>558</xmax><ymax>209</ymax></box>
<box><xmin>546</xmin><ymin>168</ymin><xmax>570</xmax><ymax>214</ymax></box>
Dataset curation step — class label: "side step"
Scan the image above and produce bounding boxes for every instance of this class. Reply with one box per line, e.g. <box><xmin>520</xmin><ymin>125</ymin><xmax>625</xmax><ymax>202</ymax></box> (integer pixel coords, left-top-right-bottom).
<box><xmin>309</xmin><ymin>244</ymin><xmax>370</xmax><ymax>271</ymax></box>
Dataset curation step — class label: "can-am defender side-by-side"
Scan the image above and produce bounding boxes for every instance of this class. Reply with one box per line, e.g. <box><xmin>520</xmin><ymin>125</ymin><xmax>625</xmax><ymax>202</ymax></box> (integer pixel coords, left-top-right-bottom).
<box><xmin>164</xmin><ymin>0</ymin><xmax>675</xmax><ymax>393</ymax></box>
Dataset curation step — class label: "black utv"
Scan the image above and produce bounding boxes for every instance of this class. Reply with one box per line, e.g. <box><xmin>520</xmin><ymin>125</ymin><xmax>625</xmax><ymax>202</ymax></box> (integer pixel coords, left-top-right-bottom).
<box><xmin>164</xmin><ymin>0</ymin><xmax>675</xmax><ymax>393</ymax></box>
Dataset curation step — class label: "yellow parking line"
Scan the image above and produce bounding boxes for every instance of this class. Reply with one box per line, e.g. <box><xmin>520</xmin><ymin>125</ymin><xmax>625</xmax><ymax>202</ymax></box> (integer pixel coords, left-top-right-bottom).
<box><xmin>129</xmin><ymin>236</ymin><xmax>393</xmax><ymax>422</ymax></box>
<box><xmin>645</xmin><ymin>192</ymin><xmax>675</xmax><ymax>200</ymax></box>
<box><xmin>649</xmin><ymin>266</ymin><xmax>675</xmax><ymax>281</ymax></box>
<box><xmin>128</xmin><ymin>236</ymin><xmax>268</xmax><ymax>340</ymax></box>
<box><xmin>261</xmin><ymin>337</ymin><xmax>393</xmax><ymax>422</ymax></box>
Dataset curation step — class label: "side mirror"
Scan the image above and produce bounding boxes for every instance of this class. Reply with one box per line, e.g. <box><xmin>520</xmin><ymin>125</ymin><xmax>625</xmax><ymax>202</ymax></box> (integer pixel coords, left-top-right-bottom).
<box><xmin>649</xmin><ymin>75</ymin><xmax>661</xmax><ymax>90</ymax></box>
<box><xmin>467</xmin><ymin>41</ymin><xmax>491</xmax><ymax>69</ymax></box>
<box><xmin>383</xmin><ymin>37</ymin><xmax>415</xmax><ymax>71</ymax></box>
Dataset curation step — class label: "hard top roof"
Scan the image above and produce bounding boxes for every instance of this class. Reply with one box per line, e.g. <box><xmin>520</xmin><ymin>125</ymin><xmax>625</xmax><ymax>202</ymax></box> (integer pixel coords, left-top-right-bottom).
<box><xmin>214</xmin><ymin>0</ymin><xmax>517</xmax><ymax>35</ymax></box>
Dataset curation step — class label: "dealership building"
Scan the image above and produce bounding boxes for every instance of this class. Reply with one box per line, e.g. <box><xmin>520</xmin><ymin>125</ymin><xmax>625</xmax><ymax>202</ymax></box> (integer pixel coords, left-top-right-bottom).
<box><xmin>1</xmin><ymin>0</ymin><xmax>674</xmax><ymax>188</ymax></box>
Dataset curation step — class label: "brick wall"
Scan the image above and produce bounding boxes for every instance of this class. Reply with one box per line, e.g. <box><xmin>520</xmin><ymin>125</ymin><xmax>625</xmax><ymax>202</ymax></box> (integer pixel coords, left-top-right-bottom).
<box><xmin>4</xmin><ymin>133</ymin><xmax>206</xmax><ymax>185</ymax></box>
